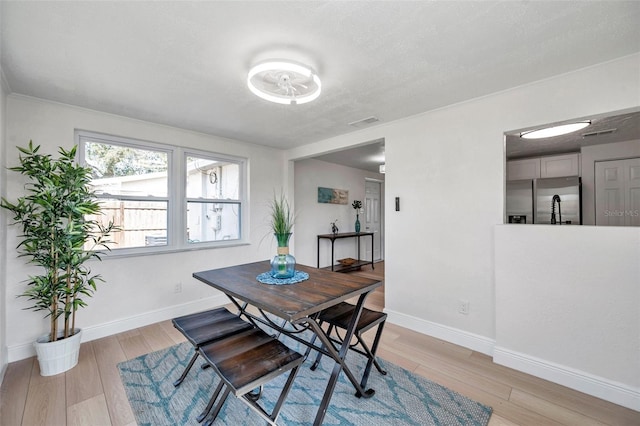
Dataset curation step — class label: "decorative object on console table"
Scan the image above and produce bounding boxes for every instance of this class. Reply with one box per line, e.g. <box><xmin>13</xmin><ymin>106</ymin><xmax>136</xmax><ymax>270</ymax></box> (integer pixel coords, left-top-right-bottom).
<box><xmin>268</xmin><ymin>192</ymin><xmax>296</xmax><ymax>278</ymax></box>
<box><xmin>330</xmin><ymin>219</ymin><xmax>339</xmax><ymax>236</ymax></box>
<box><xmin>1</xmin><ymin>141</ymin><xmax>116</xmax><ymax>376</ymax></box>
<box><xmin>337</xmin><ymin>257</ymin><xmax>357</xmax><ymax>266</ymax></box>
<box><xmin>352</xmin><ymin>200</ymin><xmax>362</xmax><ymax>233</ymax></box>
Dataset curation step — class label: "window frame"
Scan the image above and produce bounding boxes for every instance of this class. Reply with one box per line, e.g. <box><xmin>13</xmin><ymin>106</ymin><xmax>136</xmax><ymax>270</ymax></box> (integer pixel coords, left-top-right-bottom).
<box><xmin>183</xmin><ymin>148</ymin><xmax>245</xmax><ymax>245</ymax></box>
<box><xmin>76</xmin><ymin>130</ymin><xmax>248</xmax><ymax>256</ymax></box>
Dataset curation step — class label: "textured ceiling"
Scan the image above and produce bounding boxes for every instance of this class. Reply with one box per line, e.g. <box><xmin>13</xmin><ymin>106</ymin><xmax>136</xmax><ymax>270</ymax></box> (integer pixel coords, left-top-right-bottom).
<box><xmin>505</xmin><ymin>110</ymin><xmax>640</xmax><ymax>160</ymax></box>
<box><xmin>313</xmin><ymin>139</ymin><xmax>386</xmax><ymax>173</ymax></box>
<box><xmin>1</xmin><ymin>1</ymin><xmax>640</xmax><ymax>158</ymax></box>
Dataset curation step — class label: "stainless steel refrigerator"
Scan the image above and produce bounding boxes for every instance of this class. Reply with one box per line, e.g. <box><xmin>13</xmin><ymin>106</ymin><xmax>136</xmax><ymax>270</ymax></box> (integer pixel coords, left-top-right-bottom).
<box><xmin>535</xmin><ymin>176</ymin><xmax>582</xmax><ymax>225</ymax></box>
<box><xmin>506</xmin><ymin>179</ymin><xmax>533</xmax><ymax>224</ymax></box>
<box><xmin>506</xmin><ymin>176</ymin><xmax>582</xmax><ymax>225</ymax></box>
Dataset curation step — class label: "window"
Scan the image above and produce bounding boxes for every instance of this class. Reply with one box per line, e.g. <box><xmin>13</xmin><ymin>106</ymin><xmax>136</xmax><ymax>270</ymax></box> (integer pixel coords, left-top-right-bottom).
<box><xmin>185</xmin><ymin>155</ymin><xmax>241</xmax><ymax>243</ymax></box>
<box><xmin>77</xmin><ymin>131</ymin><xmax>246</xmax><ymax>253</ymax></box>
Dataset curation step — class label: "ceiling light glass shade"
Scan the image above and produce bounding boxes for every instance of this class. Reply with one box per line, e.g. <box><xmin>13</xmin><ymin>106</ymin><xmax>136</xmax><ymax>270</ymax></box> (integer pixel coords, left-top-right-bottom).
<box><xmin>520</xmin><ymin>121</ymin><xmax>591</xmax><ymax>139</ymax></box>
<box><xmin>247</xmin><ymin>61</ymin><xmax>321</xmax><ymax>105</ymax></box>
<box><xmin>379</xmin><ymin>164</ymin><xmax>385</xmax><ymax>174</ymax></box>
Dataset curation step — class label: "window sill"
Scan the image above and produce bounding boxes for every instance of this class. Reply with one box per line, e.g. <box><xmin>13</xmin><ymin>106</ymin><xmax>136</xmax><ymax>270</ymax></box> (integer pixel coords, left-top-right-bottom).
<box><xmin>97</xmin><ymin>240</ymin><xmax>251</xmax><ymax>260</ymax></box>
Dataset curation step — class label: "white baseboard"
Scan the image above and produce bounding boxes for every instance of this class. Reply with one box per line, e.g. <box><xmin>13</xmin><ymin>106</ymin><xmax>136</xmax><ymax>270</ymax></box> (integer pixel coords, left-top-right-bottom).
<box><xmin>7</xmin><ymin>294</ymin><xmax>229</xmax><ymax>363</ymax></box>
<box><xmin>385</xmin><ymin>309</ymin><xmax>495</xmax><ymax>356</ymax></box>
<box><xmin>494</xmin><ymin>346</ymin><xmax>640</xmax><ymax>412</ymax></box>
<box><xmin>385</xmin><ymin>309</ymin><xmax>639</xmax><ymax>411</ymax></box>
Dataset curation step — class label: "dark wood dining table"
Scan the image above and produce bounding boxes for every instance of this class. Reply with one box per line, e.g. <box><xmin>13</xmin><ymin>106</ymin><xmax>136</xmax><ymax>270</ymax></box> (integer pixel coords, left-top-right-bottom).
<box><xmin>192</xmin><ymin>260</ymin><xmax>382</xmax><ymax>426</ymax></box>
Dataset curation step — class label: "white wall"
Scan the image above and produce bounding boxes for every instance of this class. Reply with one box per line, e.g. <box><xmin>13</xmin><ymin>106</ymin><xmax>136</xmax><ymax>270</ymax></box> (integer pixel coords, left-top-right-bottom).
<box><xmin>581</xmin><ymin>138</ymin><xmax>640</xmax><ymax>225</ymax></box>
<box><xmin>287</xmin><ymin>53</ymin><xmax>640</xmax><ymax>409</ymax></box>
<box><xmin>0</xmin><ymin>65</ymin><xmax>8</xmax><ymax>380</ymax></box>
<box><xmin>495</xmin><ymin>225</ymin><xmax>640</xmax><ymax>410</ymax></box>
<box><xmin>3</xmin><ymin>95</ymin><xmax>284</xmax><ymax>361</ymax></box>
<box><xmin>293</xmin><ymin>158</ymin><xmax>384</xmax><ymax>268</ymax></box>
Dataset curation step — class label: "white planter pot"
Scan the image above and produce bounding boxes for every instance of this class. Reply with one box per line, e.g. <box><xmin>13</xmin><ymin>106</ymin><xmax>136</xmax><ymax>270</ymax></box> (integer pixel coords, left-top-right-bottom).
<box><xmin>34</xmin><ymin>328</ymin><xmax>82</xmax><ymax>376</ymax></box>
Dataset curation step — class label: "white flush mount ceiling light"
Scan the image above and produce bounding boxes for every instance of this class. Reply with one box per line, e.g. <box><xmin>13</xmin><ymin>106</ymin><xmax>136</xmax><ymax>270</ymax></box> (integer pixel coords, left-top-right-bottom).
<box><xmin>520</xmin><ymin>121</ymin><xmax>591</xmax><ymax>139</ymax></box>
<box><xmin>247</xmin><ymin>60</ymin><xmax>321</xmax><ymax>105</ymax></box>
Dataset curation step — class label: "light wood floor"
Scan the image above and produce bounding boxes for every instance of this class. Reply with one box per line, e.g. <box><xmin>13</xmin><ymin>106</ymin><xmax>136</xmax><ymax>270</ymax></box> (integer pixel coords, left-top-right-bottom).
<box><xmin>1</xmin><ymin>261</ymin><xmax>638</xmax><ymax>425</ymax></box>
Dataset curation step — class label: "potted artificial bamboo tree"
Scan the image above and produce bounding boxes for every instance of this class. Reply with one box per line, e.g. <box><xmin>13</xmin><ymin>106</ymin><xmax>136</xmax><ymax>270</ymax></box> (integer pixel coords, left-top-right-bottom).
<box><xmin>1</xmin><ymin>141</ymin><xmax>115</xmax><ymax>375</ymax></box>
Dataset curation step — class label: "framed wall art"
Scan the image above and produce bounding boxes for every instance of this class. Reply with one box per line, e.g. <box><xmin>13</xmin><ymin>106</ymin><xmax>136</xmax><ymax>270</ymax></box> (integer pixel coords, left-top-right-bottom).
<box><xmin>317</xmin><ymin>187</ymin><xmax>348</xmax><ymax>204</ymax></box>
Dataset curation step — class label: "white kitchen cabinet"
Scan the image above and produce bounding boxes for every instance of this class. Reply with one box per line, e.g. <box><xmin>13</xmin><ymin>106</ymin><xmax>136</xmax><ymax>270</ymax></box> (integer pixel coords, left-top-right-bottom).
<box><xmin>540</xmin><ymin>153</ymin><xmax>581</xmax><ymax>178</ymax></box>
<box><xmin>507</xmin><ymin>153</ymin><xmax>581</xmax><ymax>181</ymax></box>
<box><xmin>506</xmin><ymin>158</ymin><xmax>540</xmax><ymax>181</ymax></box>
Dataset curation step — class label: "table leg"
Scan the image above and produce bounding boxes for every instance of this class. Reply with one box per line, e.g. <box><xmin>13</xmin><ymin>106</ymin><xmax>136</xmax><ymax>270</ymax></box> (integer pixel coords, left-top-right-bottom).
<box><xmin>370</xmin><ymin>234</ymin><xmax>374</xmax><ymax>269</ymax></box>
<box><xmin>227</xmin><ymin>291</ymin><xmax>377</xmax><ymax>426</ymax></box>
<box><xmin>226</xmin><ymin>297</ymin><xmax>261</xmax><ymax>329</ymax></box>
<box><xmin>331</xmin><ymin>239</ymin><xmax>335</xmax><ymax>271</ymax></box>
<box><xmin>308</xmin><ymin>292</ymin><xmax>375</xmax><ymax>426</ymax></box>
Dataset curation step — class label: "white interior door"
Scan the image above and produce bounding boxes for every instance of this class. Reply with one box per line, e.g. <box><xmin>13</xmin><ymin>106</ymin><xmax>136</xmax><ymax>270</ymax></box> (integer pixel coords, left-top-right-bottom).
<box><xmin>595</xmin><ymin>157</ymin><xmax>640</xmax><ymax>226</ymax></box>
<box><xmin>627</xmin><ymin>159</ymin><xmax>640</xmax><ymax>226</ymax></box>
<box><xmin>364</xmin><ymin>180</ymin><xmax>382</xmax><ymax>261</ymax></box>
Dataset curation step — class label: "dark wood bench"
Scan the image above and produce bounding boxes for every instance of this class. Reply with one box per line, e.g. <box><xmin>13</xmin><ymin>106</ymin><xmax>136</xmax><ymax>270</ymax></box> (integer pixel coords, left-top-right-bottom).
<box><xmin>172</xmin><ymin>307</ymin><xmax>254</xmax><ymax>387</ymax></box>
<box><xmin>311</xmin><ymin>301</ymin><xmax>387</xmax><ymax>391</ymax></box>
<box><xmin>197</xmin><ymin>327</ymin><xmax>304</xmax><ymax>426</ymax></box>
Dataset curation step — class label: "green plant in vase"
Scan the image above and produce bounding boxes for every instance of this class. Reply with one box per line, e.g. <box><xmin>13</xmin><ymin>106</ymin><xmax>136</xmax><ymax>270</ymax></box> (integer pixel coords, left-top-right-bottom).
<box><xmin>269</xmin><ymin>192</ymin><xmax>296</xmax><ymax>278</ymax></box>
<box><xmin>352</xmin><ymin>200</ymin><xmax>362</xmax><ymax>233</ymax></box>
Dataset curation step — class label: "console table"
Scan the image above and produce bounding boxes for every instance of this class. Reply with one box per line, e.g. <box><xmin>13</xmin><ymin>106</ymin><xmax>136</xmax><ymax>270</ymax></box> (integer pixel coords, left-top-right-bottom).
<box><xmin>317</xmin><ymin>231</ymin><xmax>375</xmax><ymax>272</ymax></box>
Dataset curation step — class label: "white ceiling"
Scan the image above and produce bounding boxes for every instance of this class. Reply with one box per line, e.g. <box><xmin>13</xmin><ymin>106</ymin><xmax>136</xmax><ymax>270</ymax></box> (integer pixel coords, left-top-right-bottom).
<box><xmin>313</xmin><ymin>138</ymin><xmax>386</xmax><ymax>173</ymax></box>
<box><xmin>505</xmin><ymin>109</ymin><xmax>640</xmax><ymax>160</ymax></box>
<box><xmin>1</xmin><ymin>1</ymin><xmax>639</xmax><ymax>170</ymax></box>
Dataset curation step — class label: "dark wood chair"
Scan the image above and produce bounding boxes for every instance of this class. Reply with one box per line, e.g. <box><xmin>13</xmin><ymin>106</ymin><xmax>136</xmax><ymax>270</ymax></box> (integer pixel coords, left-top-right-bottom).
<box><xmin>171</xmin><ymin>307</ymin><xmax>254</xmax><ymax>387</ymax></box>
<box><xmin>197</xmin><ymin>327</ymin><xmax>304</xmax><ymax>426</ymax></box>
<box><xmin>310</xmin><ymin>302</ymin><xmax>387</xmax><ymax>390</ymax></box>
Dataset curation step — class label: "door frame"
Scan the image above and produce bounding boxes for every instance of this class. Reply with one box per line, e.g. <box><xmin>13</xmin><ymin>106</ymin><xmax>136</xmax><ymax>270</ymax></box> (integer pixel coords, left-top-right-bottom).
<box><xmin>365</xmin><ymin>177</ymin><xmax>384</xmax><ymax>261</ymax></box>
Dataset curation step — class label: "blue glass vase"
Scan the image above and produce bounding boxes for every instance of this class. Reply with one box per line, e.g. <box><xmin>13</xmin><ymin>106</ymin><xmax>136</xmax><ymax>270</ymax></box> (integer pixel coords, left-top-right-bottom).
<box><xmin>271</xmin><ymin>233</ymin><xmax>296</xmax><ymax>278</ymax></box>
<box><xmin>355</xmin><ymin>215</ymin><xmax>361</xmax><ymax>233</ymax></box>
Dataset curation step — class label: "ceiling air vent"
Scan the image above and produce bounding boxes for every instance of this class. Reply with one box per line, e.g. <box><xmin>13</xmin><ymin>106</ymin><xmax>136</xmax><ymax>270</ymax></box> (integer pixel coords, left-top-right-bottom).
<box><xmin>582</xmin><ymin>128</ymin><xmax>617</xmax><ymax>138</ymax></box>
<box><xmin>348</xmin><ymin>116</ymin><xmax>380</xmax><ymax>128</ymax></box>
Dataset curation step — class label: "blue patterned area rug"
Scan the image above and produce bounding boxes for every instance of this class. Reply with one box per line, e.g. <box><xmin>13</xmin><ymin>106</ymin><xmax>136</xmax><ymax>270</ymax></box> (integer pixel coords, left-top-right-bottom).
<box><xmin>118</xmin><ymin>343</ymin><xmax>491</xmax><ymax>426</ymax></box>
<box><xmin>118</xmin><ymin>341</ymin><xmax>492</xmax><ymax>425</ymax></box>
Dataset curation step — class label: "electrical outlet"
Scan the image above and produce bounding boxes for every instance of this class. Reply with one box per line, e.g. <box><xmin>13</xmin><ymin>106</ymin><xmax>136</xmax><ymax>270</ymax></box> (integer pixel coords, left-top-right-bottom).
<box><xmin>174</xmin><ymin>282</ymin><xmax>182</xmax><ymax>293</ymax></box>
<box><xmin>458</xmin><ymin>300</ymin><xmax>469</xmax><ymax>315</ymax></box>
